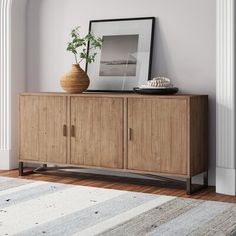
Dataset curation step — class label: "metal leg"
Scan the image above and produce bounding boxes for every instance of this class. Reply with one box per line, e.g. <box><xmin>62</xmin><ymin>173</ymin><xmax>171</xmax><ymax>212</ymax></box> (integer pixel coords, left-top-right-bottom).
<box><xmin>19</xmin><ymin>162</ymin><xmax>36</xmax><ymax>176</ymax></box>
<box><xmin>43</xmin><ymin>164</ymin><xmax>47</xmax><ymax>168</ymax></box>
<box><xmin>186</xmin><ymin>177</ymin><xmax>192</xmax><ymax>195</ymax></box>
<box><xmin>203</xmin><ymin>171</ymin><xmax>208</xmax><ymax>187</ymax></box>
<box><xmin>186</xmin><ymin>171</ymin><xmax>208</xmax><ymax>195</ymax></box>
<box><xmin>19</xmin><ymin>162</ymin><xmax>24</xmax><ymax>176</ymax></box>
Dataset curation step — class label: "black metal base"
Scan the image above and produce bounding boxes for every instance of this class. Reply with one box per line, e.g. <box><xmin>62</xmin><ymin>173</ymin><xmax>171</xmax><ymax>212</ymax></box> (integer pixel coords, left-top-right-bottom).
<box><xmin>19</xmin><ymin>162</ymin><xmax>47</xmax><ymax>176</ymax></box>
<box><xmin>186</xmin><ymin>172</ymin><xmax>208</xmax><ymax>195</ymax></box>
<box><xmin>18</xmin><ymin>161</ymin><xmax>208</xmax><ymax>195</ymax></box>
<box><xmin>140</xmin><ymin>171</ymin><xmax>208</xmax><ymax>195</ymax></box>
<box><xmin>19</xmin><ymin>161</ymin><xmax>24</xmax><ymax>176</ymax></box>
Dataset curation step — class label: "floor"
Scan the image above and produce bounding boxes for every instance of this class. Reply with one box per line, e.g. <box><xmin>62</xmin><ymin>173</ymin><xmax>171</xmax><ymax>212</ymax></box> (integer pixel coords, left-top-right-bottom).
<box><xmin>0</xmin><ymin>168</ymin><xmax>236</xmax><ymax>203</ymax></box>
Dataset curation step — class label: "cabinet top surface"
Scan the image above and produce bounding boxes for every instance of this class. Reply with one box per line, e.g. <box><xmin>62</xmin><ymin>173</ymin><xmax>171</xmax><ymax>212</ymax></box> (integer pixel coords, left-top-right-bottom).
<box><xmin>20</xmin><ymin>92</ymin><xmax>208</xmax><ymax>99</ymax></box>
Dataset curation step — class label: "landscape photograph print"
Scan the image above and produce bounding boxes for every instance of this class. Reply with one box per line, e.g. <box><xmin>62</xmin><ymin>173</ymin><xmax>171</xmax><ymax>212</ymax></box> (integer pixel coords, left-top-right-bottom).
<box><xmin>99</xmin><ymin>34</ymin><xmax>139</xmax><ymax>77</ymax></box>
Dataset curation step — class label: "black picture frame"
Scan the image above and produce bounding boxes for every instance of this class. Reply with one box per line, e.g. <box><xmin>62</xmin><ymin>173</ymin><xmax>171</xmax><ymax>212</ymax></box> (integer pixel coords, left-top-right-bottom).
<box><xmin>86</xmin><ymin>17</ymin><xmax>155</xmax><ymax>92</ymax></box>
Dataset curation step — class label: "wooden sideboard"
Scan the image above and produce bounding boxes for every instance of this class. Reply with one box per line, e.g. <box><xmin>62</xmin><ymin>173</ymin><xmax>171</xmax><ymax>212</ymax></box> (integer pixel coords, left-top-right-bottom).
<box><xmin>19</xmin><ymin>93</ymin><xmax>208</xmax><ymax>194</ymax></box>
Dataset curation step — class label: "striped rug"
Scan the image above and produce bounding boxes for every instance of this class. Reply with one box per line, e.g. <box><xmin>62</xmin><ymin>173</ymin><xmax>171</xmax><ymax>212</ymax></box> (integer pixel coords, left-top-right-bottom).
<box><xmin>0</xmin><ymin>176</ymin><xmax>235</xmax><ymax>236</ymax></box>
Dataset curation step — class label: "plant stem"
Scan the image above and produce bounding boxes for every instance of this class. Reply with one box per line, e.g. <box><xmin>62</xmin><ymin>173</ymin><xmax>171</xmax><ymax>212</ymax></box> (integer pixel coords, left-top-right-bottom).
<box><xmin>74</xmin><ymin>54</ymin><xmax>78</xmax><ymax>64</ymax></box>
<box><xmin>78</xmin><ymin>58</ymin><xmax>84</xmax><ymax>64</ymax></box>
<box><xmin>89</xmin><ymin>46</ymin><xmax>95</xmax><ymax>51</ymax></box>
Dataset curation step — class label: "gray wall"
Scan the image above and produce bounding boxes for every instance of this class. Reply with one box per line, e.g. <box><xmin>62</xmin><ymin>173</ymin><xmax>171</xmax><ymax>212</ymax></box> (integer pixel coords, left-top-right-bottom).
<box><xmin>26</xmin><ymin>0</ymin><xmax>216</xmax><ymax>185</ymax></box>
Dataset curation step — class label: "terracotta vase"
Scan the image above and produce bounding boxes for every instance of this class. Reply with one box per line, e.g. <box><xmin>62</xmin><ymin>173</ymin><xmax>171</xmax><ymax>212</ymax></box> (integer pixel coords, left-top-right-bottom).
<box><xmin>60</xmin><ymin>64</ymin><xmax>90</xmax><ymax>93</ymax></box>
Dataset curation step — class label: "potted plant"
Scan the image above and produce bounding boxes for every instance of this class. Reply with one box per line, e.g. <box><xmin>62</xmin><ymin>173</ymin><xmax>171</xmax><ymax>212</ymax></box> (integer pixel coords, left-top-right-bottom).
<box><xmin>60</xmin><ymin>26</ymin><xmax>103</xmax><ymax>93</ymax></box>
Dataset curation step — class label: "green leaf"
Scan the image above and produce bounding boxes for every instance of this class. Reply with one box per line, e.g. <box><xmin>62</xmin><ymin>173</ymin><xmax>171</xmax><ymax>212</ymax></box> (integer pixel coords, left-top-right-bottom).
<box><xmin>67</xmin><ymin>26</ymin><xmax>102</xmax><ymax>64</ymax></box>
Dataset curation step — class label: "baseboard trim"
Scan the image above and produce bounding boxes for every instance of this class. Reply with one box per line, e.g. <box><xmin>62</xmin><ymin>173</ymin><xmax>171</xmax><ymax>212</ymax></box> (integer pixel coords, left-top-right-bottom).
<box><xmin>0</xmin><ymin>149</ymin><xmax>18</xmax><ymax>170</ymax></box>
<box><xmin>216</xmin><ymin>167</ymin><xmax>236</xmax><ymax>196</ymax></box>
<box><xmin>0</xmin><ymin>150</ymin><xmax>10</xmax><ymax>170</ymax></box>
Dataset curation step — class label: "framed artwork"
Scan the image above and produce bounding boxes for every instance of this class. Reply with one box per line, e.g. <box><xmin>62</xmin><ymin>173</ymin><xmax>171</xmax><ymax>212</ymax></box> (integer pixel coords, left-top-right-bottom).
<box><xmin>86</xmin><ymin>17</ymin><xmax>155</xmax><ymax>91</ymax></box>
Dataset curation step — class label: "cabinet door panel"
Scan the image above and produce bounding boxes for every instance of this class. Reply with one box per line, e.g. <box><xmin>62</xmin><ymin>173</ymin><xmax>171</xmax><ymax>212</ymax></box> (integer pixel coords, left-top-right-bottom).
<box><xmin>20</xmin><ymin>96</ymin><xmax>67</xmax><ymax>163</ymax></box>
<box><xmin>20</xmin><ymin>96</ymin><xmax>39</xmax><ymax>161</ymax></box>
<box><xmin>128</xmin><ymin>98</ymin><xmax>187</xmax><ymax>175</ymax></box>
<box><xmin>70</xmin><ymin>97</ymin><xmax>123</xmax><ymax>169</ymax></box>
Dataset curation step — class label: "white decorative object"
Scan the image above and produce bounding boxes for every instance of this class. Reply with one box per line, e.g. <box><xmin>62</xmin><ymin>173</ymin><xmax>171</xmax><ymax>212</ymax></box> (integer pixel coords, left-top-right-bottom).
<box><xmin>140</xmin><ymin>77</ymin><xmax>173</xmax><ymax>89</ymax></box>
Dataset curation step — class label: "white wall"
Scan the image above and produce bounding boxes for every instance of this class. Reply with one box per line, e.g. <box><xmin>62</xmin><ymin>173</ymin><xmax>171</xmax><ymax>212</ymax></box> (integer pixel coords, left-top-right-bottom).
<box><xmin>0</xmin><ymin>0</ymin><xmax>27</xmax><ymax>169</ymax></box>
<box><xmin>26</xmin><ymin>0</ymin><xmax>216</xmax><ymax>185</ymax></box>
<box><xmin>11</xmin><ymin>0</ymin><xmax>27</xmax><ymax>167</ymax></box>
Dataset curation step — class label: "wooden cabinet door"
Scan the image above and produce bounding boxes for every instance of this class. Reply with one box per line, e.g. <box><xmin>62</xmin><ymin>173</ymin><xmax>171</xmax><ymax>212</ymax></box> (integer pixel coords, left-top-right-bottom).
<box><xmin>70</xmin><ymin>97</ymin><xmax>123</xmax><ymax>169</ymax></box>
<box><xmin>127</xmin><ymin>98</ymin><xmax>187</xmax><ymax>175</ymax></box>
<box><xmin>20</xmin><ymin>96</ymin><xmax>67</xmax><ymax>163</ymax></box>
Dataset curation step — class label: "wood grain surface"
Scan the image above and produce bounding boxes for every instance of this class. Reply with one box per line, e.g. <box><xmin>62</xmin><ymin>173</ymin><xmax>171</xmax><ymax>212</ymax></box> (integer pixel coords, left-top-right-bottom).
<box><xmin>70</xmin><ymin>97</ymin><xmax>124</xmax><ymax>169</ymax></box>
<box><xmin>20</xmin><ymin>95</ymin><xmax>67</xmax><ymax>163</ymax></box>
<box><xmin>127</xmin><ymin>98</ymin><xmax>187</xmax><ymax>175</ymax></box>
<box><xmin>19</xmin><ymin>93</ymin><xmax>208</xmax><ymax>179</ymax></box>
